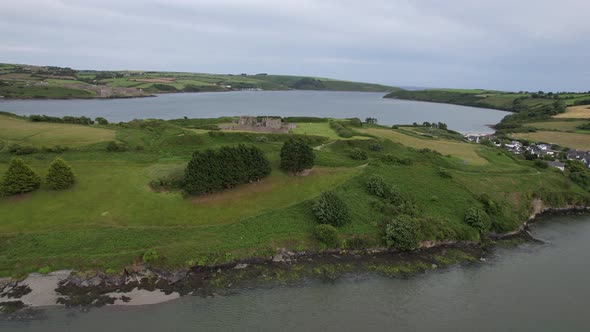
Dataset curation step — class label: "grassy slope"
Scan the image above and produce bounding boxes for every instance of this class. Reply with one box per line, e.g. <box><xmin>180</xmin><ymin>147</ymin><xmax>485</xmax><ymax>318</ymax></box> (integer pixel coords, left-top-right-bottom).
<box><xmin>0</xmin><ymin>114</ymin><xmax>115</xmax><ymax>147</ymax></box>
<box><xmin>385</xmin><ymin>89</ymin><xmax>590</xmax><ymax>112</ymax></box>
<box><xmin>0</xmin><ymin>116</ymin><xmax>587</xmax><ymax>276</ymax></box>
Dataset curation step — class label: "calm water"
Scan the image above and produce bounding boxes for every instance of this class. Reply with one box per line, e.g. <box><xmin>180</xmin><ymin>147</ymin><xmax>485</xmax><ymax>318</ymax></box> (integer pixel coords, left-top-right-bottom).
<box><xmin>0</xmin><ymin>91</ymin><xmax>508</xmax><ymax>133</ymax></box>
<box><xmin>2</xmin><ymin>215</ymin><xmax>590</xmax><ymax>331</ymax></box>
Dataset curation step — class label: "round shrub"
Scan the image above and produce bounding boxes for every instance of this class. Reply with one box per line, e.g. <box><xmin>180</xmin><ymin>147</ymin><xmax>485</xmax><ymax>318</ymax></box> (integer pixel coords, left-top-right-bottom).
<box><xmin>349</xmin><ymin>148</ymin><xmax>368</xmax><ymax>160</ymax></box>
<box><xmin>312</xmin><ymin>191</ymin><xmax>351</xmax><ymax>227</ymax></box>
<box><xmin>0</xmin><ymin>157</ymin><xmax>41</xmax><ymax>196</ymax></box>
<box><xmin>314</xmin><ymin>224</ymin><xmax>340</xmax><ymax>248</ymax></box>
<box><xmin>142</xmin><ymin>249</ymin><xmax>159</xmax><ymax>264</ymax></box>
<box><xmin>46</xmin><ymin>158</ymin><xmax>75</xmax><ymax>190</ymax></box>
<box><xmin>384</xmin><ymin>216</ymin><xmax>419</xmax><ymax>251</ymax></box>
<box><xmin>464</xmin><ymin>207</ymin><xmax>491</xmax><ymax>234</ymax></box>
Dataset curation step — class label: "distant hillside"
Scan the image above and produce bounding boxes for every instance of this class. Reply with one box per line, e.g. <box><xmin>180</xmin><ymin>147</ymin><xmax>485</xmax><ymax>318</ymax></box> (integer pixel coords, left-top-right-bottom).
<box><xmin>385</xmin><ymin>88</ymin><xmax>590</xmax><ymax>134</ymax></box>
<box><xmin>0</xmin><ymin>64</ymin><xmax>399</xmax><ymax>99</ymax></box>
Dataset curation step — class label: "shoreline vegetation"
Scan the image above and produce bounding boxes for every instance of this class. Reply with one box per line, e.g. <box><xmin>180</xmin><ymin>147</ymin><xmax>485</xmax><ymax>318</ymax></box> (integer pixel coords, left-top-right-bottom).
<box><xmin>0</xmin><ymin>206</ymin><xmax>588</xmax><ymax>315</ymax></box>
<box><xmin>0</xmin><ymin>63</ymin><xmax>399</xmax><ymax>100</ymax></box>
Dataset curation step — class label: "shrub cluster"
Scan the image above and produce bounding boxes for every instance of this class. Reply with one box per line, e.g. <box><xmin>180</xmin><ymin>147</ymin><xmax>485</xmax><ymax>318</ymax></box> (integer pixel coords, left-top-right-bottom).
<box><xmin>365</xmin><ymin>176</ymin><xmax>418</xmax><ymax>216</ymax></box>
<box><xmin>280</xmin><ymin>138</ymin><xmax>314</xmax><ymax>174</ymax></box>
<box><xmin>106</xmin><ymin>141</ymin><xmax>128</xmax><ymax>152</ymax></box>
<box><xmin>384</xmin><ymin>215</ymin><xmax>419</xmax><ymax>250</ymax></box>
<box><xmin>566</xmin><ymin>160</ymin><xmax>590</xmax><ymax>190</ymax></box>
<box><xmin>8</xmin><ymin>144</ymin><xmax>69</xmax><ymax>155</ymax></box>
<box><xmin>29</xmin><ymin>115</ymin><xmax>94</xmax><ymax>125</ymax></box>
<box><xmin>312</xmin><ymin>191</ymin><xmax>351</xmax><ymax>227</ymax></box>
<box><xmin>329</xmin><ymin>121</ymin><xmax>354</xmax><ymax>138</ymax></box>
<box><xmin>184</xmin><ymin>144</ymin><xmax>271</xmax><ymax>195</ymax></box>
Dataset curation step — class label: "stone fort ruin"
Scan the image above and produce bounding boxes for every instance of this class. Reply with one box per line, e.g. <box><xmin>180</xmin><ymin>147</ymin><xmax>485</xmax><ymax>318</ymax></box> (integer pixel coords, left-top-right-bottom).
<box><xmin>221</xmin><ymin>116</ymin><xmax>296</xmax><ymax>133</ymax></box>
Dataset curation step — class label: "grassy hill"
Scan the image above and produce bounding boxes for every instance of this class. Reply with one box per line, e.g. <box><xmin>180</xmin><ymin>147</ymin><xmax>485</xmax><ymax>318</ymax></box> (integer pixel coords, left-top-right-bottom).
<box><xmin>0</xmin><ymin>113</ymin><xmax>588</xmax><ymax>277</ymax></box>
<box><xmin>0</xmin><ymin>64</ymin><xmax>399</xmax><ymax>99</ymax></box>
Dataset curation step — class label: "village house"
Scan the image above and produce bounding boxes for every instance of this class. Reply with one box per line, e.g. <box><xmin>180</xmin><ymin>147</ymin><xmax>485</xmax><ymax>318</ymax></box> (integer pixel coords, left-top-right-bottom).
<box><xmin>547</xmin><ymin>160</ymin><xmax>566</xmax><ymax>171</ymax></box>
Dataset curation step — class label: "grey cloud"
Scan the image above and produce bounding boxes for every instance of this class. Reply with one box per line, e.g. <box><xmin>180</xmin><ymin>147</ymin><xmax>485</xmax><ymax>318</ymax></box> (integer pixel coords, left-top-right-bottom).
<box><xmin>1</xmin><ymin>0</ymin><xmax>588</xmax><ymax>91</ymax></box>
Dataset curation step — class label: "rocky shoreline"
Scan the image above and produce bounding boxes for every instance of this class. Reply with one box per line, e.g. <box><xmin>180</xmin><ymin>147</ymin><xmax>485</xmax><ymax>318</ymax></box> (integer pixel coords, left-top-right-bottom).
<box><xmin>1</xmin><ymin>204</ymin><xmax>588</xmax><ymax>318</ymax></box>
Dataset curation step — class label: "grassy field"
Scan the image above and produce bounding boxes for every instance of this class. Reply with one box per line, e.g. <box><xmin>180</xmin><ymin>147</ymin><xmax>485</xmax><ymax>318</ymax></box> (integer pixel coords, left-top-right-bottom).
<box><xmin>0</xmin><ymin>114</ymin><xmax>588</xmax><ymax>277</ymax></box>
<box><xmin>291</xmin><ymin>122</ymin><xmax>371</xmax><ymax>140</ymax></box>
<box><xmin>512</xmin><ymin>131</ymin><xmax>590</xmax><ymax>150</ymax></box>
<box><xmin>554</xmin><ymin>105</ymin><xmax>590</xmax><ymax>119</ymax></box>
<box><xmin>0</xmin><ymin>114</ymin><xmax>115</xmax><ymax>147</ymax></box>
<box><xmin>358</xmin><ymin>127</ymin><xmax>488</xmax><ymax>165</ymax></box>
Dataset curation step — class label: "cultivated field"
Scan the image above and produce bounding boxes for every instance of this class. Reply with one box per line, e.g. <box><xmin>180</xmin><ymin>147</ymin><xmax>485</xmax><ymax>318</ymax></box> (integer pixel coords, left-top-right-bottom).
<box><xmin>553</xmin><ymin>105</ymin><xmax>590</xmax><ymax>119</ymax></box>
<box><xmin>358</xmin><ymin>128</ymin><xmax>488</xmax><ymax>165</ymax></box>
<box><xmin>512</xmin><ymin>131</ymin><xmax>590</xmax><ymax>150</ymax></box>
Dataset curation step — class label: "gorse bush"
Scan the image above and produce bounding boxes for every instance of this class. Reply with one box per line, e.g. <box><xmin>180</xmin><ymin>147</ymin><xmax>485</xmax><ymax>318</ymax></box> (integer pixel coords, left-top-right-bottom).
<box><xmin>46</xmin><ymin>158</ymin><xmax>75</xmax><ymax>190</ymax></box>
<box><xmin>0</xmin><ymin>157</ymin><xmax>41</xmax><ymax>196</ymax></box>
<box><xmin>464</xmin><ymin>207</ymin><xmax>491</xmax><ymax>234</ymax></box>
<box><xmin>280</xmin><ymin>138</ymin><xmax>314</xmax><ymax>174</ymax></box>
<box><xmin>384</xmin><ymin>216</ymin><xmax>419</xmax><ymax>251</ymax></box>
<box><xmin>184</xmin><ymin>144</ymin><xmax>271</xmax><ymax>195</ymax></box>
<box><xmin>366</xmin><ymin>176</ymin><xmax>389</xmax><ymax>198</ymax></box>
<box><xmin>349</xmin><ymin>148</ymin><xmax>368</xmax><ymax>160</ymax></box>
<box><xmin>314</xmin><ymin>224</ymin><xmax>340</xmax><ymax>248</ymax></box>
<box><xmin>312</xmin><ymin>191</ymin><xmax>351</xmax><ymax>227</ymax></box>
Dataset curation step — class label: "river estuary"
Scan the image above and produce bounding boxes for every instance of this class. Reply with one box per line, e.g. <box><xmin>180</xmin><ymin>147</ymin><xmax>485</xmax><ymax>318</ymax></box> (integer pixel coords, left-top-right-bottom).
<box><xmin>1</xmin><ymin>215</ymin><xmax>589</xmax><ymax>331</ymax></box>
<box><xmin>0</xmin><ymin>91</ymin><xmax>508</xmax><ymax>134</ymax></box>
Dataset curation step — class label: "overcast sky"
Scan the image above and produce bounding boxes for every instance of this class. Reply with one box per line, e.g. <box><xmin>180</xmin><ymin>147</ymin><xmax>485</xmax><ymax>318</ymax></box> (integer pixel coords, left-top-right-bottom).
<box><xmin>1</xmin><ymin>0</ymin><xmax>589</xmax><ymax>91</ymax></box>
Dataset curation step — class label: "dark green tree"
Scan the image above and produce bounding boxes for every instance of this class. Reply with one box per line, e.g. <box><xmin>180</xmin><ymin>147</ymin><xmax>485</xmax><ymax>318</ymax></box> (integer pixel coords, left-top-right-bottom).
<box><xmin>95</xmin><ymin>117</ymin><xmax>109</xmax><ymax>125</ymax></box>
<box><xmin>184</xmin><ymin>145</ymin><xmax>270</xmax><ymax>195</ymax></box>
<box><xmin>280</xmin><ymin>138</ymin><xmax>314</xmax><ymax>174</ymax></box>
<box><xmin>0</xmin><ymin>157</ymin><xmax>41</xmax><ymax>196</ymax></box>
<box><xmin>46</xmin><ymin>158</ymin><xmax>75</xmax><ymax>190</ymax></box>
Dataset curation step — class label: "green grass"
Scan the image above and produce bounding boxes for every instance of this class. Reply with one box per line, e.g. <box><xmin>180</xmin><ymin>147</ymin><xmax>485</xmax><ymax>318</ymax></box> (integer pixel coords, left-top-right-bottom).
<box><xmin>527</xmin><ymin>120</ymin><xmax>589</xmax><ymax>132</ymax></box>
